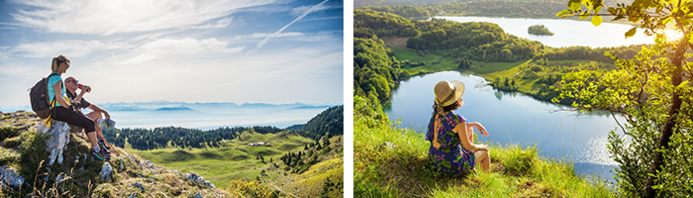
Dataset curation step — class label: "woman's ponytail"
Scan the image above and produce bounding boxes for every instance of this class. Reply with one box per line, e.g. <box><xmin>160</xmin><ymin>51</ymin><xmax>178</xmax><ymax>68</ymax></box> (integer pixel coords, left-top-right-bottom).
<box><xmin>51</xmin><ymin>57</ymin><xmax>59</xmax><ymax>72</ymax></box>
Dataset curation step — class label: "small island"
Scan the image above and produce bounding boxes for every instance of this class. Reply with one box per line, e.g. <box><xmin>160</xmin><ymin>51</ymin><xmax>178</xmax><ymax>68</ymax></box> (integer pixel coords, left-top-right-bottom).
<box><xmin>528</xmin><ymin>24</ymin><xmax>554</xmax><ymax>36</ymax></box>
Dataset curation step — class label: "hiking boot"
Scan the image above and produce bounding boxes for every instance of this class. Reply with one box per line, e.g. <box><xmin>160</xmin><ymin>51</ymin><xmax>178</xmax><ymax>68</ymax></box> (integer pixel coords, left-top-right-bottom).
<box><xmin>92</xmin><ymin>151</ymin><xmax>106</xmax><ymax>161</ymax></box>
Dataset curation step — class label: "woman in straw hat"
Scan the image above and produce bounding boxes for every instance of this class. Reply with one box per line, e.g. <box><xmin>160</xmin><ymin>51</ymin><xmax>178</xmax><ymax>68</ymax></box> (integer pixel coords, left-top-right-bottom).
<box><xmin>426</xmin><ymin>80</ymin><xmax>491</xmax><ymax>175</ymax></box>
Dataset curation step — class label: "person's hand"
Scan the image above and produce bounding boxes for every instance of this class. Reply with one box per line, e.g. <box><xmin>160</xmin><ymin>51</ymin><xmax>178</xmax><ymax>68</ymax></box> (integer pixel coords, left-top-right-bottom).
<box><xmin>475</xmin><ymin>123</ymin><xmax>489</xmax><ymax>136</ymax></box>
<box><xmin>476</xmin><ymin>144</ymin><xmax>489</xmax><ymax>151</ymax></box>
<box><xmin>81</xmin><ymin>85</ymin><xmax>92</xmax><ymax>92</ymax></box>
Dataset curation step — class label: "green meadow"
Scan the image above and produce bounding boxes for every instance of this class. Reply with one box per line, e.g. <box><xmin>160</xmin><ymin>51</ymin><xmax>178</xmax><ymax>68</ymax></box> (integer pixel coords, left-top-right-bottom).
<box><xmin>126</xmin><ymin>131</ymin><xmax>314</xmax><ymax>189</ymax></box>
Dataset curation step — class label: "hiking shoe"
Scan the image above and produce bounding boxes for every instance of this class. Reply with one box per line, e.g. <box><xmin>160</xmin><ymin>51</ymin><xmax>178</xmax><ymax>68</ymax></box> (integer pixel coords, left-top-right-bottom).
<box><xmin>99</xmin><ymin>142</ymin><xmax>112</xmax><ymax>155</ymax></box>
<box><xmin>92</xmin><ymin>151</ymin><xmax>106</xmax><ymax>161</ymax></box>
<box><xmin>100</xmin><ymin>148</ymin><xmax>111</xmax><ymax>160</ymax></box>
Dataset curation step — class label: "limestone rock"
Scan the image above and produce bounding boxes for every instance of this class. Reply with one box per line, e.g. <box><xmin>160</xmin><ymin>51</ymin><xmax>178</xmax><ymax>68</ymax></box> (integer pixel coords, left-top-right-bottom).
<box><xmin>100</xmin><ymin>162</ymin><xmax>114</xmax><ymax>182</ymax></box>
<box><xmin>195</xmin><ymin>193</ymin><xmax>204</xmax><ymax>198</ymax></box>
<box><xmin>119</xmin><ymin>158</ymin><xmax>125</xmax><ymax>171</ymax></box>
<box><xmin>0</xmin><ymin>165</ymin><xmax>25</xmax><ymax>191</ymax></box>
<box><xmin>132</xmin><ymin>182</ymin><xmax>145</xmax><ymax>193</ymax></box>
<box><xmin>37</xmin><ymin>121</ymin><xmax>71</xmax><ymax>165</ymax></box>
<box><xmin>187</xmin><ymin>172</ymin><xmax>200</xmax><ymax>184</ymax></box>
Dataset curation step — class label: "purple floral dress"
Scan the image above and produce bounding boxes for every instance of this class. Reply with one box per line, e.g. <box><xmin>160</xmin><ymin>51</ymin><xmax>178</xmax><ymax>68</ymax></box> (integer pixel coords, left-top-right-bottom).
<box><xmin>426</xmin><ymin>112</ymin><xmax>476</xmax><ymax>175</ymax></box>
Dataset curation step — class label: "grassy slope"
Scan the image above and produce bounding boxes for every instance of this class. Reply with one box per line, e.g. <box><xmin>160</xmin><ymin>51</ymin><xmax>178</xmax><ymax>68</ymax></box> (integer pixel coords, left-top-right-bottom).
<box><xmin>0</xmin><ymin>111</ymin><xmax>228</xmax><ymax>197</ymax></box>
<box><xmin>126</xmin><ymin>131</ymin><xmax>314</xmax><ymax>189</ymax></box>
<box><xmin>354</xmin><ymin>96</ymin><xmax>615</xmax><ymax>197</ymax></box>
<box><xmin>268</xmin><ymin>135</ymin><xmax>344</xmax><ymax>198</ymax></box>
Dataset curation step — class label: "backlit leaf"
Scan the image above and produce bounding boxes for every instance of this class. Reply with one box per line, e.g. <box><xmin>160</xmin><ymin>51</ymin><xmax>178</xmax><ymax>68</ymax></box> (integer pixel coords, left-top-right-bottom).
<box><xmin>556</xmin><ymin>9</ymin><xmax>573</xmax><ymax>18</ymax></box>
<box><xmin>625</xmin><ymin>26</ymin><xmax>637</xmax><ymax>38</ymax></box>
<box><xmin>591</xmin><ymin>15</ymin><xmax>603</xmax><ymax>26</ymax></box>
<box><xmin>607</xmin><ymin>7</ymin><xmax>617</xmax><ymax>15</ymax></box>
<box><xmin>569</xmin><ymin>0</ymin><xmax>581</xmax><ymax>11</ymax></box>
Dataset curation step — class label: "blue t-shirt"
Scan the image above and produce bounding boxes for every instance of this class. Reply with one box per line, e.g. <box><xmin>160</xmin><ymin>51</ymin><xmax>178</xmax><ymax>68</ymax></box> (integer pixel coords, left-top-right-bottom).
<box><xmin>46</xmin><ymin>72</ymin><xmax>65</xmax><ymax>107</ymax></box>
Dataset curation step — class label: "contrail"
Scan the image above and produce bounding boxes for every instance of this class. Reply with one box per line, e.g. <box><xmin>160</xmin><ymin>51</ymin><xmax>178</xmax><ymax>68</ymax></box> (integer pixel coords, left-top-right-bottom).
<box><xmin>255</xmin><ymin>0</ymin><xmax>329</xmax><ymax>49</ymax></box>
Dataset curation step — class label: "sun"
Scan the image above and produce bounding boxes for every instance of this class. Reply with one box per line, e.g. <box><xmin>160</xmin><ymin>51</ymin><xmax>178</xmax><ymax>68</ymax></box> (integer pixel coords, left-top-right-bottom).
<box><xmin>661</xmin><ymin>28</ymin><xmax>684</xmax><ymax>42</ymax></box>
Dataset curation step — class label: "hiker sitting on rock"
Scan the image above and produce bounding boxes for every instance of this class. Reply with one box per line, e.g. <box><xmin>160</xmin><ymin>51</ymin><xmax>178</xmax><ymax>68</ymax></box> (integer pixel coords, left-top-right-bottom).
<box><xmin>64</xmin><ymin>77</ymin><xmax>111</xmax><ymax>128</ymax></box>
<box><xmin>47</xmin><ymin>55</ymin><xmax>109</xmax><ymax>161</ymax></box>
<box><xmin>426</xmin><ymin>80</ymin><xmax>491</xmax><ymax>175</ymax></box>
<box><xmin>65</xmin><ymin>76</ymin><xmax>113</xmax><ymax>155</ymax></box>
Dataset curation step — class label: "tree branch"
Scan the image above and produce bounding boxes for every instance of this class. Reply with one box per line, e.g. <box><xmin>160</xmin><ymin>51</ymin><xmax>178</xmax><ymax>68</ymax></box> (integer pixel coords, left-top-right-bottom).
<box><xmin>611</xmin><ymin>111</ymin><xmax>627</xmax><ymax>134</ymax></box>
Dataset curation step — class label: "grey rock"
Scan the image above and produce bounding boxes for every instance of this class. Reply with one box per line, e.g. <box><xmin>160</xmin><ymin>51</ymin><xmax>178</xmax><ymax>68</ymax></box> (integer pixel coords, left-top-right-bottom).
<box><xmin>173</xmin><ymin>170</ymin><xmax>180</xmax><ymax>177</ymax></box>
<box><xmin>37</xmin><ymin>121</ymin><xmax>71</xmax><ymax>165</ymax></box>
<box><xmin>0</xmin><ymin>165</ymin><xmax>25</xmax><ymax>191</ymax></box>
<box><xmin>128</xmin><ymin>154</ymin><xmax>137</xmax><ymax>163</ymax></box>
<box><xmin>195</xmin><ymin>193</ymin><xmax>204</xmax><ymax>198</ymax></box>
<box><xmin>198</xmin><ymin>177</ymin><xmax>206</xmax><ymax>186</ymax></box>
<box><xmin>119</xmin><ymin>158</ymin><xmax>125</xmax><ymax>171</ymax></box>
<box><xmin>204</xmin><ymin>180</ymin><xmax>216</xmax><ymax>189</ymax></box>
<box><xmin>140</xmin><ymin>160</ymin><xmax>154</xmax><ymax>168</ymax></box>
<box><xmin>186</xmin><ymin>172</ymin><xmax>200</xmax><ymax>184</ymax></box>
<box><xmin>128</xmin><ymin>192</ymin><xmax>137</xmax><ymax>198</ymax></box>
<box><xmin>100</xmin><ymin>162</ymin><xmax>114</xmax><ymax>182</ymax></box>
<box><xmin>131</xmin><ymin>182</ymin><xmax>144</xmax><ymax>192</ymax></box>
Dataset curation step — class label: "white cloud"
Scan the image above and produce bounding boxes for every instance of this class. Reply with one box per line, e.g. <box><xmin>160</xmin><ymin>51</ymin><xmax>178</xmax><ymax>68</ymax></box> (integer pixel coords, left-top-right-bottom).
<box><xmin>289</xmin><ymin>1</ymin><xmax>332</xmax><ymax>17</ymax></box>
<box><xmin>13</xmin><ymin>40</ymin><xmax>130</xmax><ymax>58</ymax></box>
<box><xmin>10</xmin><ymin>0</ymin><xmax>275</xmax><ymax>35</ymax></box>
<box><xmin>192</xmin><ymin>17</ymin><xmax>234</xmax><ymax>29</ymax></box>
<box><xmin>137</xmin><ymin>37</ymin><xmax>243</xmax><ymax>55</ymax></box>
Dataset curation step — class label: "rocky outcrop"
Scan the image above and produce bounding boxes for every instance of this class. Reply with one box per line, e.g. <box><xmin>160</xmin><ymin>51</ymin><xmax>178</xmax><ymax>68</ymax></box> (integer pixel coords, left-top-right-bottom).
<box><xmin>100</xmin><ymin>162</ymin><xmax>114</xmax><ymax>182</ymax></box>
<box><xmin>37</xmin><ymin>121</ymin><xmax>71</xmax><ymax>166</ymax></box>
<box><xmin>186</xmin><ymin>172</ymin><xmax>216</xmax><ymax>188</ymax></box>
<box><xmin>0</xmin><ymin>111</ymin><xmax>229</xmax><ymax>197</ymax></box>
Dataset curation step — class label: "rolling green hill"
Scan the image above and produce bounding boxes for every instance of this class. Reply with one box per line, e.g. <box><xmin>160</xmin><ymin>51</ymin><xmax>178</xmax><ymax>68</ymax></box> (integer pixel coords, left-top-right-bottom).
<box><xmin>126</xmin><ymin>131</ymin><xmax>314</xmax><ymax>189</ymax></box>
<box><xmin>120</xmin><ymin>106</ymin><xmax>344</xmax><ymax>197</ymax></box>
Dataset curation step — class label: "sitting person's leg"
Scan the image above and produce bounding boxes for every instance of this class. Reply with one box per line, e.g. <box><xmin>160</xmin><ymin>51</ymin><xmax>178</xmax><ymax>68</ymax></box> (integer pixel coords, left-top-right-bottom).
<box><xmin>53</xmin><ymin>107</ymin><xmax>102</xmax><ymax>156</ymax></box>
<box><xmin>86</xmin><ymin>111</ymin><xmax>102</xmax><ymax>134</ymax></box>
<box><xmin>474</xmin><ymin>149</ymin><xmax>491</xmax><ymax>172</ymax></box>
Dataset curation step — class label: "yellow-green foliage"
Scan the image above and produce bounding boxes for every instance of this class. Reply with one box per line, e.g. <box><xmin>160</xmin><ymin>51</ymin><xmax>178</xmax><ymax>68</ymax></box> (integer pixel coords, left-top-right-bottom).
<box><xmin>354</xmin><ymin>95</ymin><xmax>615</xmax><ymax>197</ymax></box>
<box><xmin>227</xmin><ymin>180</ymin><xmax>278</xmax><ymax>198</ymax></box>
<box><xmin>268</xmin><ymin>135</ymin><xmax>344</xmax><ymax>198</ymax></box>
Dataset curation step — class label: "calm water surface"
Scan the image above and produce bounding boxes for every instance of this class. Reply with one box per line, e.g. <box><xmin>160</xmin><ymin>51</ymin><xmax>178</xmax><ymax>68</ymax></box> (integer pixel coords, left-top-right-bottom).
<box><xmin>385</xmin><ymin>71</ymin><xmax>625</xmax><ymax>180</ymax></box>
<box><xmin>436</xmin><ymin>16</ymin><xmax>653</xmax><ymax>48</ymax></box>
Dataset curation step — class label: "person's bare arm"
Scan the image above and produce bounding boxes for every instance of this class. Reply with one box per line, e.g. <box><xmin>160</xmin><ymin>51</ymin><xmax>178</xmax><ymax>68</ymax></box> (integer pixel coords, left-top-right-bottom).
<box><xmin>53</xmin><ymin>82</ymin><xmax>69</xmax><ymax>107</ymax></box>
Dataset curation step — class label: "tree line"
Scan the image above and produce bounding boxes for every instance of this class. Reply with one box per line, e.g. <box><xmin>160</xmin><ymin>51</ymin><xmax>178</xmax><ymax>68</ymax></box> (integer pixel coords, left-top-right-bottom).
<box><xmin>102</xmin><ymin>126</ymin><xmax>281</xmax><ymax>150</ymax></box>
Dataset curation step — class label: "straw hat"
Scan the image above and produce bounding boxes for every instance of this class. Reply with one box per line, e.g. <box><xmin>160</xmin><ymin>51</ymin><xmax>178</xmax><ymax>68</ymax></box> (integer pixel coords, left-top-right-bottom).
<box><xmin>434</xmin><ymin>80</ymin><xmax>465</xmax><ymax>107</ymax></box>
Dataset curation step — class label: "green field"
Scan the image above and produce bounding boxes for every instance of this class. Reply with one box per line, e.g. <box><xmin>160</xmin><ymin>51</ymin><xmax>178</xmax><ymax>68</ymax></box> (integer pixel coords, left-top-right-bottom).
<box><xmin>126</xmin><ymin>131</ymin><xmax>314</xmax><ymax>189</ymax></box>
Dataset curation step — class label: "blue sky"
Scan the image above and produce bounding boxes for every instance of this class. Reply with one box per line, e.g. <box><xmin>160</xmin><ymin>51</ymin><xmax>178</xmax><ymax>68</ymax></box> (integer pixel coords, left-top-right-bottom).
<box><xmin>0</xmin><ymin>0</ymin><xmax>343</xmax><ymax>109</ymax></box>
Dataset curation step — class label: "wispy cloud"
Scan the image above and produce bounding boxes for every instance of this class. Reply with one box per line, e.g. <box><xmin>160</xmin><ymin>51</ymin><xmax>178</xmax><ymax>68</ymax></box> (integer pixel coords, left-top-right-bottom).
<box><xmin>255</xmin><ymin>0</ymin><xmax>330</xmax><ymax>49</ymax></box>
<box><xmin>192</xmin><ymin>17</ymin><xmax>234</xmax><ymax>29</ymax></box>
<box><xmin>10</xmin><ymin>0</ymin><xmax>275</xmax><ymax>35</ymax></box>
<box><xmin>13</xmin><ymin>40</ymin><xmax>130</xmax><ymax>58</ymax></box>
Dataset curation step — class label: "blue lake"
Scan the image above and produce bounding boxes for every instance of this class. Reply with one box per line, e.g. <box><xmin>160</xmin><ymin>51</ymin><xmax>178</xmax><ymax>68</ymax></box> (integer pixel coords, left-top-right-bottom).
<box><xmin>436</xmin><ymin>16</ymin><xmax>655</xmax><ymax>48</ymax></box>
<box><xmin>385</xmin><ymin>71</ymin><xmax>624</xmax><ymax>181</ymax></box>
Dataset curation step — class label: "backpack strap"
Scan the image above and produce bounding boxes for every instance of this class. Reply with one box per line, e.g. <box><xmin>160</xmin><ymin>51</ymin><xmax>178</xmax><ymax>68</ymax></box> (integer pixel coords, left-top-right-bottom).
<box><xmin>43</xmin><ymin>73</ymin><xmax>60</xmax><ymax>127</ymax></box>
